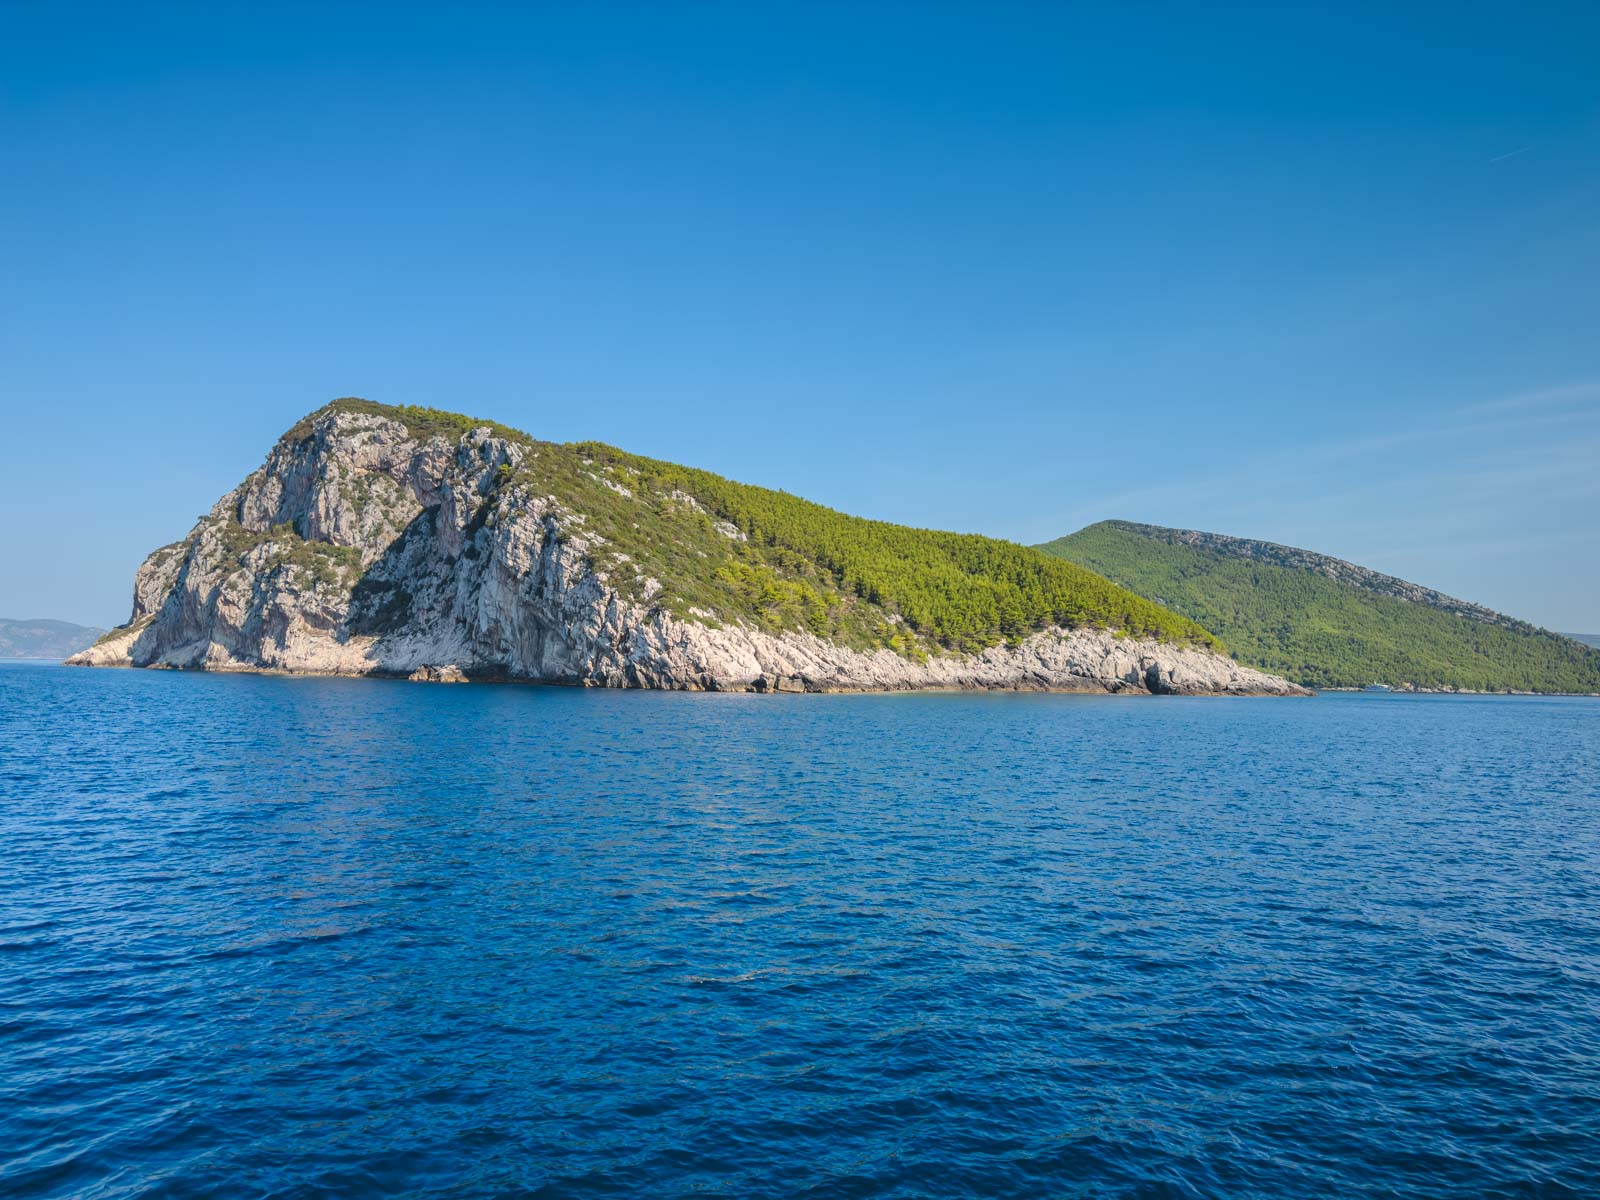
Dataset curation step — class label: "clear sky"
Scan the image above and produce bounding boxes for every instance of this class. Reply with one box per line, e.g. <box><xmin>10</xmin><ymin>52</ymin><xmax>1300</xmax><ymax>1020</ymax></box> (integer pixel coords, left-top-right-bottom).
<box><xmin>3</xmin><ymin>2</ymin><xmax>1596</xmax><ymax>631</ymax></box>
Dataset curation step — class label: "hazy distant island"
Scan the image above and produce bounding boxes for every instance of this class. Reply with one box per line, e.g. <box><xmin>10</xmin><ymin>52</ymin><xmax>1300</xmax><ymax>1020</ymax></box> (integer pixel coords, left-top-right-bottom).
<box><xmin>71</xmin><ymin>400</ymin><xmax>1302</xmax><ymax>696</ymax></box>
<box><xmin>1038</xmin><ymin>521</ymin><xmax>1600</xmax><ymax>694</ymax></box>
<box><xmin>0</xmin><ymin>617</ymin><xmax>104</xmax><ymax>660</ymax></box>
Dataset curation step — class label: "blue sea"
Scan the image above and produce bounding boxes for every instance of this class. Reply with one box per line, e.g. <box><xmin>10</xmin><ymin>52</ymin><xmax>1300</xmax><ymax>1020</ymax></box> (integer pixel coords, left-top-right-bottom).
<box><xmin>2</xmin><ymin>661</ymin><xmax>1597</xmax><ymax>1198</ymax></box>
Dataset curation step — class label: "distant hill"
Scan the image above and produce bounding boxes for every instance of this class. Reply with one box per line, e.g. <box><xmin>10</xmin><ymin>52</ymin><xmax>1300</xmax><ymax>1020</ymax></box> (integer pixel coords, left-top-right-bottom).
<box><xmin>0</xmin><ymin>618</ymin><xmax>105</xmax><ymax>660</ymax></box>
<box><xmin>1036</xmin><ymin>521</ymin><xmax>1600</xmax><ymax>693</ymax></box>
<box><xmin>1565</xmin><ymin>633</ymin><xmax>1600</xmax><ymax>650</ymax></box>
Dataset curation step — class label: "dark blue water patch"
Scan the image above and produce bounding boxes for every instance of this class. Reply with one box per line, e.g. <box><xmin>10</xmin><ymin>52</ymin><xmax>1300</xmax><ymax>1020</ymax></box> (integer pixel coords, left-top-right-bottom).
<box><xmin>1</xmin><ymin>661</ymin><xmax>1597</xmax><ymax>1198</ymax></box>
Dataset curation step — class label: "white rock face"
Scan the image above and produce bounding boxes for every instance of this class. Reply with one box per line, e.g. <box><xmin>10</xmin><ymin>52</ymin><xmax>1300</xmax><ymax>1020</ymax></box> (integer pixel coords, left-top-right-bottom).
<box><xmin>72</xmin><ymin>409</ymin><xmax>1307</xmax><ymax>697</ymax></box>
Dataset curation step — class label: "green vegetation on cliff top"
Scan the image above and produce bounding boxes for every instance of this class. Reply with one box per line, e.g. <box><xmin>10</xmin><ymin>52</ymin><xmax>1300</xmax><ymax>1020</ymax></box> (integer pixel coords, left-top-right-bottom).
<box><xmin>301</xmin><ymin>399</ymin><xmax>1220</xmax><ymax>655</ymax></box>
<box><xmin>1037</xmin><ymin>521</ymin><xmax>1600</xmax><ymax>693</ymax></box>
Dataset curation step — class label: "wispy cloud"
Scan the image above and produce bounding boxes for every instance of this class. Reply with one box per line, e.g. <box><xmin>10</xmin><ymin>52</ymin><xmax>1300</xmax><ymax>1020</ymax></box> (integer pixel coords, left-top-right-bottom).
<box><xmin>1031</xmin><ymin>380</ymin><xmax>1600</xmax><ymax>540</ymax></box>
<box><xmin>1489</xmin><ymin>145</ymin><xmax>1534</xmax><ymax>164</ymax></box>
<box><xmin>1365</xmin><ymin>527</ymin><xmax>1592</xmax><ymax>572</ymax></box>
<box><xmin>1463</xmin><ymin>379</ymin><xmax>1600</xmax><ymax>415</ymax></box>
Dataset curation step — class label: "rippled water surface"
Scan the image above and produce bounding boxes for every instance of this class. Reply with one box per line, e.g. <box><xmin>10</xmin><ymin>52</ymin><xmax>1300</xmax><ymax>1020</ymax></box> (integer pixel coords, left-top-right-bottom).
<box><xmin>3</xmin><ymin>662</ymin><xmax>1598</xmax><ymax>1198</ymax></box>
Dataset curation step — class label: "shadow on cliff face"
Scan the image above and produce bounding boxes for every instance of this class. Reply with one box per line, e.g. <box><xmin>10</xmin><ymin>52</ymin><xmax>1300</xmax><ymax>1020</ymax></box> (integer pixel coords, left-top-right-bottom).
<box><xmin>345</xmin><ymin>460</ymin><xmax>521</xmax><ymax>640</ymax></box>
<box><xmin>345</xmin><ymin>506</ymin><xmax>439</xmax><ymax>637</ymax></box>
<box><xmin>347</xmin><ymin>576</ymin><xmax>417</xmax><ymax>636</ymax></box>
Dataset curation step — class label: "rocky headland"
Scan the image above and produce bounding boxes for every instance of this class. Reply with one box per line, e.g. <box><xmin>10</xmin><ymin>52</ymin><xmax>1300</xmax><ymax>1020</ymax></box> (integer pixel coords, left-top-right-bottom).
<box><xmin>73</xmin><ymin>401</ymin><xmax>1305</xmax><ymax>697</ymax></box>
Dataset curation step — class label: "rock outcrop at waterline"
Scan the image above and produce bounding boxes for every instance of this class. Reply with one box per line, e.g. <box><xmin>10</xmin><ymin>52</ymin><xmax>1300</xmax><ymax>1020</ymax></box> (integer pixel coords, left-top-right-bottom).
<box><xmin>73</xmin><ymin>403</ymin><xmax>1306</xmax><ymax>696</ymax></box>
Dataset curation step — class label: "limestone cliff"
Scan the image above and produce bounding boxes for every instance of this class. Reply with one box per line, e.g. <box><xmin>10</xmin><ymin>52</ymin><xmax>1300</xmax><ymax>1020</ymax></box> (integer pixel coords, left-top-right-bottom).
<box><xmin>73</xmin><ymin>402</ymin><xmax>1305</xmax><ymax>696</ymax></box>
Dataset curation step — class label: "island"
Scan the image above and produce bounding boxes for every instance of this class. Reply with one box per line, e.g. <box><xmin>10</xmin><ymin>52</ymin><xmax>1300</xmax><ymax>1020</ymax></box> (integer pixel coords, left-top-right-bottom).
<box><xmin>72</xmin><ymin>400</ymin><xmax>1302</xmax><ymax>696</ymax></box>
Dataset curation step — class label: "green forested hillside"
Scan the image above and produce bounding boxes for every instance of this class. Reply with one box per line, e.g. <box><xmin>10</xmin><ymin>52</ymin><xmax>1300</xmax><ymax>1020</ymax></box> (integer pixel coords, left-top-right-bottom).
<box><xmin>1037</xmin><ymin>521</ymin><xmax>1600</xmax><ymax>692</ymax></box>
<box><xmin>310</xmin><ymin>400</ymin><xmax>1218</xmax><ymax>655</ymax></box>
<box><xmin>567</xmin><ymin>442</ymin><xmax>1222</xmax><ymax>654</ymax></box>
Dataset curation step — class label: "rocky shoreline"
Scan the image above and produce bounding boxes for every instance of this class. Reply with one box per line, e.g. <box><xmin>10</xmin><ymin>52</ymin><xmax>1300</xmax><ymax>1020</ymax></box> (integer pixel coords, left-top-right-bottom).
<box><xmin>1318</xmin><ymin>685</ymin><xmax>1600</xmax><ymax>697</ymax></box>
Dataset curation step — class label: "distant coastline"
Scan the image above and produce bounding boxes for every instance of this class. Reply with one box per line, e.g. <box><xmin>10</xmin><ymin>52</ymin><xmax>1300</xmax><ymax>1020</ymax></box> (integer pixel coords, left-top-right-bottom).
<box><xmin>0</xmin><ymin>618</ymin><xmax>103</xmax><ymax>660</ymax></box>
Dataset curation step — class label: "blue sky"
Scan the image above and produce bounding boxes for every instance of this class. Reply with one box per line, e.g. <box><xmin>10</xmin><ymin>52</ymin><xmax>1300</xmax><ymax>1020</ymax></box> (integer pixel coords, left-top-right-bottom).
<box><xmin>3</xmin><ymin>2</ymin><xmax>1596</xmax><ymax>631</ymax></box>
